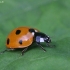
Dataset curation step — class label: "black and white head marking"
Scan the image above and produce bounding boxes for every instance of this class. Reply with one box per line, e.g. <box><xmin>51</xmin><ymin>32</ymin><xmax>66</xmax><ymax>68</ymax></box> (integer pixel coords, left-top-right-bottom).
<box><xmin>36</xmin><ymin>36</ymin><xmax>44</xmax><ymax>43</ymax></box>
<box><xmin>32</xmin><ymin>32</ymin><xmax>35</xmax><ymax>36</ymax></box>
<box><xmin>40</xmin><ymin>38</ymin><xmax>44</xmax><ymax>42</ymax></box>
<box><xmin>35</xmin><ymin>30</ymin><xmax>38</xmax><ymax>32</ymax></box>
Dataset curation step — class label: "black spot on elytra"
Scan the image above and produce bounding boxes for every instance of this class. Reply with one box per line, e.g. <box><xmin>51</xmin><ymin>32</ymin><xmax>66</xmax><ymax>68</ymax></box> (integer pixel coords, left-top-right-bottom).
<box><xmin>29</xmin><ymin>28</ymin><xmax>35</xmax><ymax>33</ymax></box>
<box><xmin>16</xmin><ymin>30</ymin><xmax>21</xmax><ymax>35</ymax></box>
<box><xmin>7</xmin><ymin>38</ymin><xmax>10</xmax><ymax>45</ymax></box>
<box><xmin>19</xmin><ymin>40</ymin><xmax>22</xmax><ymax>45</ymax></box>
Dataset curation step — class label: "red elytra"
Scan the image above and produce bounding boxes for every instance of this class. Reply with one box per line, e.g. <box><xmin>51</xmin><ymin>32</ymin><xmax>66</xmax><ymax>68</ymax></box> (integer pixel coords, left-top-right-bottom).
<box><xmin>6</xmin><ymin>27</ymin><xmax>39</xmax><ymax>49</ymax></box>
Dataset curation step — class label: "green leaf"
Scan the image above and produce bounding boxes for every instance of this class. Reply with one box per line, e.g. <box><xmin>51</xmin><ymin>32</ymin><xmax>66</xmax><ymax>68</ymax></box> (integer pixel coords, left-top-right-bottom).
<box><xmin>0</xmin><ymin>0</ymin><xmax>70</xmax><ymax>70</ymax></box>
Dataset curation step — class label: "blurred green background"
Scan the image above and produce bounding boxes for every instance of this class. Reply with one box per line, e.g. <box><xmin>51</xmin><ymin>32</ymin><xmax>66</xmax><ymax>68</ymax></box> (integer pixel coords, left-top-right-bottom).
<box><xmin>0</xmin><ymin>0</ymin><xmax>70</xmax><ymax>70</ymax></box>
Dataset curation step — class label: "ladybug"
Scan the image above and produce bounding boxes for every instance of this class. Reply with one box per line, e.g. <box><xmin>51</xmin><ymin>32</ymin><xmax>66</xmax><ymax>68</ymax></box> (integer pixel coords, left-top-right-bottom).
<box><xmin>1</xmin><ymin>27</ymin><xmax>51</xmax><ymax>55</ymax></box>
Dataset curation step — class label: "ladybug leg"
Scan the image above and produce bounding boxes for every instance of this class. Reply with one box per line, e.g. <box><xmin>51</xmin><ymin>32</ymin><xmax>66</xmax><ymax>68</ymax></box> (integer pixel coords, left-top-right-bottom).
<box><xmin>44</xmin><ymin>41</ymin><xmax>55</xmax><ymax>48</ymax></box>
<box><xmin>0</xmin><ymin>49</ymin><xmax>7</xmax><ymax>54</ymax></box>
<box><xmin>7</xmin><ymin>48</ymin><xmax>15</xmax><ymax>51</ymax></box>
<box><xmin>36</xmin><ymin>42</ymin><xmax>46</xmax><ymax>52</ymax></box>
<box><xmin>47</xmin><ymin>43</ymin><xmax>56</xmax><ymax>48</ymax></box>
<box><xmin>44</xmin><ymin>42</ymin><xmax>51</xmax><ymax>47</ymax></box>
<box><xmin>0</xmin><ymin>48</ymin><xmax>15</xmax><ymax>54</ymax></box>
<box><xmin>34</xmin><ymin>36</ymin><xmax>46</xmax><ymax>52</ymax></box>
<box><xmin>21</xmin><ymin>47</ymin><xmax>28</xmax><ymax>55</ymax></box>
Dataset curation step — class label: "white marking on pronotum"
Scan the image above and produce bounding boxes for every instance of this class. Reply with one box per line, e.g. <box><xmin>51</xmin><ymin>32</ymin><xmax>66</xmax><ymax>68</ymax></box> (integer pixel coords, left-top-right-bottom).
<box><xmin>32</xmin><ymin>32</ymin><xmax>35</xmax><ymax>36</ymax></box>
<box><xmin>35</xmin><ymin>30</ymin><xmax>38</xmax><ymax>32</ymax></box>
<box><xmin>40</xmin><ymin>38</ymin><xmax>44</xmax><ymax>42</ymax></box>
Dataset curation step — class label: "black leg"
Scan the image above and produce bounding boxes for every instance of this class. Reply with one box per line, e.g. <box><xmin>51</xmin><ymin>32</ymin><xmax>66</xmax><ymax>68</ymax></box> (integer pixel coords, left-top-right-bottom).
<box><xmin>21</xmin><ymin>47</ymin><xmax>28</xmax><ymax>55</ymax></box>
<box><xmin>36</xmin><ymin>42</ymin><xmax>46</xmax><ymax>52</ymax></box>
<box><xmin>0</xmin><ymin>48</ymin><xmax>15</xmax><ymax>54</ymax></box>
<box><xmin>46</xmin><ymin>43</ymin><xmax>51</xmax><ymax>47</ymax></box>
<box><xmin>45</xmin><ymin>42</ymin><xmax>55</xmax><ymax>48</ymax></box>
<box><xmin>0</xmin><ymin>49</ymin><xmax>7</xmax><ymax>54</ymax></box>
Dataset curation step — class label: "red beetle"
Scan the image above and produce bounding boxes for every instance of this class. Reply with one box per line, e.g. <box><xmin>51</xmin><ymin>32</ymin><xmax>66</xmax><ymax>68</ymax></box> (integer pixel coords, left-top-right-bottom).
<box><xmin>1</xmin><ymin>27</ymin><xmax>51</xmax><ymax>55</ymax></box>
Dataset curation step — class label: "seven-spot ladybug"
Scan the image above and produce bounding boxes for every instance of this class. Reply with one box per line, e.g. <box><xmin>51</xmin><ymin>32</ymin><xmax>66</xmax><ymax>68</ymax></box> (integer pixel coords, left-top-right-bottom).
<box><xmin>1</xmin><ymin>27</ymin><xmax>51</xmax><ymax>55</ymax></box>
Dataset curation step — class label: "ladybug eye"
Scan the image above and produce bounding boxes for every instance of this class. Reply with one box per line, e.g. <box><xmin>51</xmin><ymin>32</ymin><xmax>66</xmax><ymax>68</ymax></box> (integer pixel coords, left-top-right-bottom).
<box><xmin>7</xmin><ymin>38</ymin><xmax>10</xmax><ymax>45</ymax></box>
<box><xmin>19</xmin><ymin>40</ymin><xmax>22</xmax><ymax>45</ymax></box>
<box><xmin>16</xmin><ymin>30</ymin><xmax>21</xmax><ymax>35</ymax></box>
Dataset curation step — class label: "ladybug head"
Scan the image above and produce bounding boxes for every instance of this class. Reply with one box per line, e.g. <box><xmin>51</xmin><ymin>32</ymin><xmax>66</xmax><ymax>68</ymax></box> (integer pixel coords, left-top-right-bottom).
<box><xmin>44</xmin><ymin>36</ymin><xmax>51</xmax><ymax>43</ymax></box>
